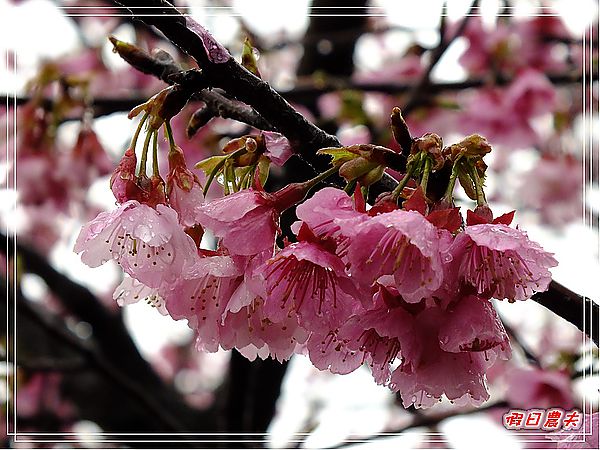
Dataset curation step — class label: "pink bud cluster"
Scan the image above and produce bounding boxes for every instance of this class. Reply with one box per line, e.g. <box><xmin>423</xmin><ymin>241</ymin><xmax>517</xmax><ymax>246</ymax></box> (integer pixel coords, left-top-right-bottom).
<box><xmin>75</xmin><ymin>171</ymin><xmax>557</xmax><ymax>407</ymax></box>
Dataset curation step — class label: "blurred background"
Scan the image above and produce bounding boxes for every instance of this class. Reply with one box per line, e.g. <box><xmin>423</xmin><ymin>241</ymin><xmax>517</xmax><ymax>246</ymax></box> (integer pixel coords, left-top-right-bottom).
<box><xmin>1</xmin><ymin>0</ymin><xmax>599</xmax><ymax>448</ymax></box>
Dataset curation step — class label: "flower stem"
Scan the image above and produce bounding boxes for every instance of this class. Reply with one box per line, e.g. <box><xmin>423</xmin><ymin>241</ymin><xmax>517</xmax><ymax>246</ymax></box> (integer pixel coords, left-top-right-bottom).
<box><xmin>303</xmin><ymin>165</ymin><xmax>340</xmax><ymax>191</ymax></box>
<box><xmin>164</xmin><ymin>121</ymin><xmax>176</xmax><ymax>149</ymax></box>
<box><xmin>139</xmin><ymin>129</ymin><xmax>153</xmax><ymax>177</ymax></box>
<box><xmin>130</xmin><ymin>112</ymin><xmax>149</xmax><ymax>151</ymax></box>
<box><xmin>443</xmin><ymin>157</ymin><xmax>462</xmax><ymax>202</ymax></box>
<box><xmin>469</xmin><ymin>164</ymin><xmax>487</xmax><ymax>206</ymax></box>
<box><xmin>344</xmin><ymin>179</ymin><xmax>357</xmax><ymax>194</ymax></box>
<box><xmin>420</xmin><ymin>157</ymin><xmax>432</xmax><ymax>193</ymax></box>
<box><xmin>152</xmin><ymin>131</ymin><xmax>160</xmax><ymax>177</ymax></box>
<box><xmin>390</xmin><ymin>164</ymin><xmax>416</xmax><ymax>202</ymax></box>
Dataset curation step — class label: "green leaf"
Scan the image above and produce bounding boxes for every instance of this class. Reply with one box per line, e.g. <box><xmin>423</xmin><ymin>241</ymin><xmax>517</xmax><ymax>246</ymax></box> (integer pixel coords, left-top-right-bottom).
<box><xmin>241</xmin><ymin>37</ymin><xmax>261</xmax><ymax>78</ymax></box>
<box><xmin>317</xmin><ymin>147</ymin><xmax>357</xmax><ymax>165</ymax></box>
<box><xmin>195</xmin><ymin>155</ymin><xmax>227</xmax><ymax>175</ymax></box>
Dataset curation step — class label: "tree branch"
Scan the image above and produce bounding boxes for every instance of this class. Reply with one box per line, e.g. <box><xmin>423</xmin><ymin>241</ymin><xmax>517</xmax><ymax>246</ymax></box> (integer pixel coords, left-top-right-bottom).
<box><xmin>2</xmin><ymin>231</ymin><xmax>217</xmax><ymax>433</ymax></box>
<box><xmin>402</xmin><ymin>0</ymin><xmax>480</xmax><ymax>119</ymax></box>
<box><xmin>105</xmin><ymin>0</ymin><xmax>600</xmax><ymax>348</ymax></box>
<box><xmin>1</xmin><ymin>71</ymin><xmax>589</xmax><ymax>120</ymax></box>
<box><xmin>329</xmin><ymin>401</ymin><xmax>509</xmax><ymax>448</ymax></box>
<box><xmin>532</xmin><ymin>280</ymin><xmax>599</xmax><ymax>346</ymax></box>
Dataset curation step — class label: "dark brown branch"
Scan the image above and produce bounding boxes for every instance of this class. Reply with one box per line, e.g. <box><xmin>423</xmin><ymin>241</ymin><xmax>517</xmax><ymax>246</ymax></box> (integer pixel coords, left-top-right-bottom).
<box><xmin>16</xmin><ymin>294</ymin><xmax>189</xmax><ymax>433</ymax></box>
<box><xmin>532</xmin><ymin>280</ymin><xmax>599</xmax><ymax>346</ymax></box>
<box><xmin>1</xmin><ymin>232</ymin><xmax>217</xmax><ymax>433</ymax></box>
<box><xmin>2</xmin><ymin>71</ymin><xmax>588</xmax><ymax>123</ymax></box>
<box><xmin>108</xmin><ymin>38</ymin><xmax>275</xmax><ymax>131</ymax></box>
<box><xmin>112</xmin><ymin>0</ymin><xmax>341</xmax><ymax>164</ymax></box>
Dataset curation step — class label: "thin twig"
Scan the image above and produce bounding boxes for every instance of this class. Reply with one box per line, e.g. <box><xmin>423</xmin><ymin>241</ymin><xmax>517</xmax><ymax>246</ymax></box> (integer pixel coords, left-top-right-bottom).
<box><xmin>328</xmin><ymin>400</ymin><xmax>509</xmax><ymax>448</ymax></box>
<box><xmin>401</xmin><ymin>0</ymin><xmax>480</xmax><ymax>119</ymax></box>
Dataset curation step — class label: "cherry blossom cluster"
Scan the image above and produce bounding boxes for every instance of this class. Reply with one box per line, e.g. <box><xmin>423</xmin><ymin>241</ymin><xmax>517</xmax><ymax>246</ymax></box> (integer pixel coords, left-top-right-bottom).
<box><xmin>74</xmin><ymin>99</ymin><xmax>558</xmax><ymax>408</ymax></box>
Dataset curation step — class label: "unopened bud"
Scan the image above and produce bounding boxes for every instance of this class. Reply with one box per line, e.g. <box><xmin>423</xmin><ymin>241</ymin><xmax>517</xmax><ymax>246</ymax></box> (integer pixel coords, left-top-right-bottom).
<box><xmin>390</xmin><ymin>107</ymin><xmax>412</xmax><ymax>154</ymax></box>
<box><xmin>244</xmin><ymin>137</ymin><xmax>258</xmax><ymax>153</ymax></box>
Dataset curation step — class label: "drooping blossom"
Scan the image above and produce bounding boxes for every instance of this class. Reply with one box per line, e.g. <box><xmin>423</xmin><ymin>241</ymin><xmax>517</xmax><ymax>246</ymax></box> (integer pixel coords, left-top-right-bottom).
<box><xmin>74</xmin><ymin>200</ymin><xmax>199</xmax><ymax>289</ymax></box>
<box><xmin>164</xmin><ymin>252</ymin><xmax>242</xmax><ymax>352</ymax></box>
<box><xmin>438</xmin><ymin>295</ymin><xmax>511</xmax><ymax>359</ymax></box>
<box><xmin>346</xmin><ymin>209</ymin><xmax>445</xmax><ymax>303</ymax></box>
<box><xmin>113</xmin><ymin>274</ymin><xmax>168</xmax><ymax>315</ymax></box>
<box><xmin>515</xmin><ymin>16</ymin><xmax>572</xmax><ymax>73</ymax></box>
<box><xmin>504</xmin><ymin>367</ymin><xmax>574</xmax><ymax>409</ymax></box>
<box><xmin>195</xmin><ymin>187</ymin><xmax>297</xmax><ymax>256</ymax></box>
<box><xmin>451</xmin><ymin>223</ymin><xmax>558</xmax><ymax>301</ymax></box>
<box><xmin>220</xmin><ymin>295</ymin><xmax>309</xmax><ymax>362</ymax></box>
<box><xmin>166</xmin><ymin>145</ymin><xmax>205</xmax><ymax>227</ymax></box>
<box><xmin>110</xmin><ymin>148</ymin><xmax>139</xmax><ymax>203</ymax></box>
<box><xmin>308</xmin><ymin>285</ymin><xmax>418</xmax><ymax>384</ymax></box>
<box><xmin>262</xmin><ymin>131</ymin><xmax>293</xmax><ymax>166</ymax></box>
<box><xmin>109</xmin><ymin>148</ymin><xmax>167</xmax><ymax>208</ymax></box>
<box><xmin>504</xmin><ymin>69</ymin><xmax>556</xmax><ymax>119</ymax></box>
<box><xmin>70</xmin><ymin>126</ymin><xmax>114</xmax><ymax>188</ymax></box>
<box><xmin>294</xmin><ymin>187</ymin><xmax>366</xmax><ymax>258</ymax></box>
<box><xmin>458</xmin><ymin>16</ymin><xmax>513</xmax><ymax>76</ymax></box>
<box><xmin>388</xmin><ymin>303</ymin><xmax>502</xmax><ymax>408</ymax></box>
<box><xmin>259</xmin><ymin>236</ymin><xmax>363</xmax><ymax>325</ymax></box>
<box><xmin>519</xmin><ymin>154</ymin><xmax>582</xmax><ymax>226</ymax></box>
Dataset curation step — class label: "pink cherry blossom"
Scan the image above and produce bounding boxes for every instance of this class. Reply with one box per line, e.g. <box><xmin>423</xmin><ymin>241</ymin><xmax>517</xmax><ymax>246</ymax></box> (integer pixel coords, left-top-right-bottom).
<box><xmin>164</xmin><ymin>253</ymin><xmax>242</xmax><ymax>352</ymax></box>
<box><xmin>221</xmin><ymin>296</ymin><xmax>309</xmax><ymax>362</ymax></box>
<box><xmin>71</xmin><ymin>127</ymin><xmax>114</xmax><ymax>183</ymax></box>
<box><xmin>294</xmin><ymin>187</ymin><xmax>366</xmax><ymax>258</ymax></box>
<box><xmin>505</xmin><ymin>367</ymin><xmax>574</xmax><ymax>409</ymax></box>
<box><xmin>505</xmin><ymin>69</ymin><xmax>556</xmax><ymax>119</ymax></box>
<box><xmin>438</xmin><ymin>295</ymin><xmax>511</xmax><ymax>359</ymax></box>
<box><xmin>519</xmin><ymin>154</ymin><xmax>582</xmax><ymax>226</ymax></box>
<box><xmin>309</xmin><ymin>287</ymin><xmax>418</xmax><ymax>384</ymax></box>
<box><xmin>389</xmin><ymin>305</ymin><xmax>494</xmax><ymax>408</ymax></box>
<box><xmin>166</xmin><ymin>145</ymin><xmax>205</xmax><ymax>227</ymax></box>
<box><xmin>113</xmin><ymin>275</ymin><xmax>168</xmax><ymax>315</ymax></box>
<box><xmin>74</xmin><ymin>200</ymin><xmax>199</xmax><ymax>289</ymax></box>
<box><xmin>346</xmin><ymin>209</ymin><xmax>445</xmax><ymax>303</ymax></box>
<box><xmin>15</xmin><ymin>153</ymin><xmax>71</xmax><ymax>209</ymax></box>
<box><xmin>195</xmin><ymin>189</ymin><xmax>279</xmax><ymax>256</ymax></box>
<box><xmin>451</xmin><ymin>223</ymin><xmax>558</xmax><ymax>301</ymax></box>
<box><xmin>262</xmin><ymin>131</ymin><xmax>293</xmax><ymax>166</ymax></box>
<box><xmin>259</xmin><ymin>241</ymin><xmax>362</xmax><ymax>325</ymax></box>
<box><xmin>459</xmin><ymin>17</ymin><xmax>513</xmax><ymax>75</ymax></box>
<box><xmin>515</xmin><ymin>16</ymin><xmax>572</xmax><ymax>73</ymax></box>
<box><xmin>353</xmin><ymin>53</ymin><xmax>424</xmax><ymax>84</ymax></box>
<box><xmin>458</xmin><ymin>88</ymin><xmax>539</xmax><ymax>149</ymax></box>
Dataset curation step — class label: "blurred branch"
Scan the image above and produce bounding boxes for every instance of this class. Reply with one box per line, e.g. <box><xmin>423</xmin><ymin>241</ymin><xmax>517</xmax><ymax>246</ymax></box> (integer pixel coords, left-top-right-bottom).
<box><xmin>401</xmin><ymin>0</ymin><xmax>480</xmax><ymax>121</ymax></box>
<box><xmin>1</xmin><ymin>232</ymin><xmax>217</xmax><ymax>434</ymax></box>
<box><xmin>329</xmin><ymin>400</ymin><xmax>509</xmax><ymax>449</ymax></box>
<box><xmin>2</xmin><ymin>71</ymin><xmax>589</xmax><ymax>120</ymax></box>
<box><xmin>15</xmin><ymin>291</ymin><xmax>189</xmax><ymax>433</ymax></box>
<box><xmin>500</xmin><ymin>316</ymin><xmax>541</xmax><ymax>367</ymax></box>
<box><xmin>17</xmin><ymin>356</ymin><xmax>87</xmax><ymax>373</ymax></box>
